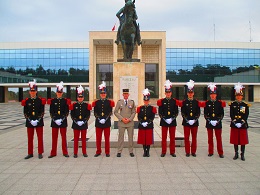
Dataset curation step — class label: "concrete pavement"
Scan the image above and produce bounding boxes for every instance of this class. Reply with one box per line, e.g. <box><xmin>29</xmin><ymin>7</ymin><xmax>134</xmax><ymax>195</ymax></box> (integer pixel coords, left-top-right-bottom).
<box><xmin>0</xmin><ymin>102</ymin><xmax>260</xmax><ymax>194</ymax></box>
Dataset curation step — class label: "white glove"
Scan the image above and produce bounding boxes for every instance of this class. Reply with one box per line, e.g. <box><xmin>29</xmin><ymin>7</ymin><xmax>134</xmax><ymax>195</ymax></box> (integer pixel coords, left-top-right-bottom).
<box><xmin>77</xmin><ymin>121</ymin><xmax>84</xmax><ymax>126</ymax></box>
<box><xmin>235</xmin><ymin>123</ymin><xmax>242</xmax><ymax>128</ymax></box>
<box><xmin>165</xmin><ymin>118</ymin><xmax>173</xmax><ymax>124</ymax></box>
<box><xmin>30</xmin><ymin>120</ymin><xmax>38</xmax><ymax>126</ymax></box>
<box><xmin>188</xmin><ymin>120</ymin><xmax>195</xmax><ymax>125</ymax></box>
<box><xmin>99</xmin><ymin>119</ymin><xmax>106</xmax><ymax>124</ymax></box>
<box><xmin>142</xmin><ymin>122</ymin><xmax>148</xmax><ymax>127</ymax></box>
<box><xmin>55</xmin><ymin>119</ymin><xmax>62</xmax><ymax>126</ymax></box>
<box><xmin>210</xmin><ymin>120</ymin><xmax>217</xmax><ymax>126</ymax></box>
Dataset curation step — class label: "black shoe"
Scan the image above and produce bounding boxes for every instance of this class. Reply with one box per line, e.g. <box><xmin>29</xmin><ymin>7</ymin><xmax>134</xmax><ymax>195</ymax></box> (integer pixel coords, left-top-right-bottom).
<box><xmin>161</xmin><ymin>153</ymin><xmax>166</xmax><ymax>157</ymax></box>
<box><xmin>241</xmin><ymin>153</ymin><xmax>245</xmax><ymax>161</ymax></box>
<box><xmin>170</xmin><ymin>153</ymin><xmax>176</xmax><ymax>157</ymax></box>
<box><xmin>233</xmin><ymin>153</ymin><xmax>239</xmax><ymax>160</ymax></box>
<box><xmin>73</xmin><ymin>154</ymin><xmax>78</xmax><ymax>158</ymax></box>
<box><xmin>106</xmin><ymin>154</ymin><xmax>110</xmax><ymax>157</ymax></box>
<box><xmin>186</xmin><ymin>153</ymin><xmax>190</xmax><ymax>157</ymax></box>
<box><xmin>94</xmin><ymin>154</ymin><xmax>101</xmax><ymax>157</ymax></box>
<box><xmin>143</xmin><ymin>153</ymin><xmax>146</xmax><ymax>157</ymax></box>
<box><xmin>191</xmin><ymin>153</ymin><xmax>196</xmax><ymax>157</ymax></box>
<box><xmin>130</xmin><ymin>153</ymin><xmax>135</xmax><ymax>157</ymax></box>
<box><xmin>219</xmin><ymin>154</ymin><xmax>224</xmax><ymax>158</ymax></box>
<box><xmin>208</xmin><ymin>154</ymin><xmax>213</xmax><ymax>157</ymax></box>
<box><xmin>146</xmin><ymin>153</ymin><xmax>150</xmax><ymax>157</ymax></box>
<box><xmin>117</xmin><ymin>153</ymin><xmax>121</xmax><ymax>157</ymax></box>
<box><xmin>64</xmin><ymin>154</ymin><xmax>69</xmax><ymax>158</ymax></box>
<box><xmin>115</xmin><ymin>40</ymin><xmax>119</xmax><ymax>45</ymax></box>
<box><xmin>48</xmin><ymin>155</ymin><xmax>56</xmax><ymax>158</ymax></box>
<box><xmin>83</xmin><ymin>154</ymin><xmax>88</xmax><ymax>157</ymax></box>
<box><xmin>38</xmin><ymin>154</ymin><xmax>43</xmax><ymax>159</ymax></box>
<box><xmin>24</xmin><ymin>154</ymin><xmax>33</xmax><ymax>159</ymax></box>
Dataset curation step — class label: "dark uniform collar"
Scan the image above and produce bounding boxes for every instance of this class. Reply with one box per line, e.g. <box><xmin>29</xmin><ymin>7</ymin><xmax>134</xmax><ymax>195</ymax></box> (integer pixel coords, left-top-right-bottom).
<box><xmin>77</xmin><ymin>101</ymin><xmax>84</xmax><ymax>104</ymax></box>
<box><xmin>188</xmin><ymin>98</ymin><xmax>193</xmax><ymax>101</ymax></box>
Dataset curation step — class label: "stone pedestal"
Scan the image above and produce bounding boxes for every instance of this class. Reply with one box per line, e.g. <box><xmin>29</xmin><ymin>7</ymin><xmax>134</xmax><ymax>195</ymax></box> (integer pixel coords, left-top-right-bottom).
<box><xmin>113</xmin><ymin>62</ymin><xmax>145</xmax><ymax>105</ymax></box>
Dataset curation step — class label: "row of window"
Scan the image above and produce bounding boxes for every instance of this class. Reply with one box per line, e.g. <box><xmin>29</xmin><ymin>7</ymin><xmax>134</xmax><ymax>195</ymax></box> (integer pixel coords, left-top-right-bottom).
<box><xmin>166</xmin><ymin>48</ymin><xmax>260</xmax><ymax>54</ymax></box>
<box><xmin>0</xmin><ymin>48</ymin><xmax>89</xmax><ymax>54</ymax></box>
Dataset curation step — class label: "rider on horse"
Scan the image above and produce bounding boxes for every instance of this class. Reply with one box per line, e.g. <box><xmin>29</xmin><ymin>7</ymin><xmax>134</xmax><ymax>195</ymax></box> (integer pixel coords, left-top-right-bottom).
<box><xmin>115</xmin><ymin>0</ymin><xmax>142</xmax><ymax>46</ymax></box>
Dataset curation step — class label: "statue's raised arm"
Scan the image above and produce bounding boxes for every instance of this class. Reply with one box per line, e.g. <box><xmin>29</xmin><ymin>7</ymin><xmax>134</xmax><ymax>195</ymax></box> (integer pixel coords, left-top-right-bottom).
<box><xmin>115</xmin><ymin>0</ymin><xmax>142</xmax><ymax>61</ymax></box>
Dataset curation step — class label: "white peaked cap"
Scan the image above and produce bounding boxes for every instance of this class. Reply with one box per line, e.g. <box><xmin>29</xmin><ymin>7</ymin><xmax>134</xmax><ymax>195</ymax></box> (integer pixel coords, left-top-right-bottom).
<box><xmin>234</xmin><ymin>82</ymin><xmax>244</xmax><ymax>94</ymax></box>
<box><xmin>208</xmin><ymin>82</ymin><xmax>216</xmax><ymax>92</ymax></box>
<box><xmin>28</xmin><ymin>79</ymin><xmax>37</xmax><ymax>88</ymax></box>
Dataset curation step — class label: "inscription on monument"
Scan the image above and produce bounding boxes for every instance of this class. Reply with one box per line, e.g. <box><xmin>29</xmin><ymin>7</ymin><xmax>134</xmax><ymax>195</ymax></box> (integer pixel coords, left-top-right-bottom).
<box><xmin>120</xmin><ymin>76</ymin><xmax>138</xmax><ymax>105</ymax></box>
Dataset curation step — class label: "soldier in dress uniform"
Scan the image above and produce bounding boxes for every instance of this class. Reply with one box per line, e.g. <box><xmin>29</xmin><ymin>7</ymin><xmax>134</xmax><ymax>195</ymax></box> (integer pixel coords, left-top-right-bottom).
<box><xmin>204</xmin><ymin>83</ymin><xmax>225</xmax><ymax>158</ymax></box>
<box><xmin>48</xmin><ymin>81</ymin><xmax>71</xmax><ymax>158</ymax></box>
<box><xmin>229</xmin><ymin>82</ymin><xmax>250</xmax><ymax>161</ymax></box>
<box><xmin>21</xmin><ymin>79</ymin><xmax>46</xmax><ymax>159</ymax></box>
<box><xmin>157</xmin><ymin>80</ymin><xmax>179</xmax><ymax>157</ymax></box>
<box><xmin>137</xmin><ymin>89</ymin><xmax>157</xmax><ymax>157</ymax></box>
<box><xmin>114</xmin><ymin>89</ymin><xmax>136</xmax><ymax>157</ymax></box>
<box><xmin>92</xmin><ymin>81</ymin><xmax>115</xmax><ymax>157</ymax></box>
<box><xmin>70</xmin><ymin>85</ymin><xmax>92</xmax><ymax>158</ymax></box>
<box><xmin>180</xmin><ymin>80</ymin><xmax>201</xmax><ymax>157</ymax></box>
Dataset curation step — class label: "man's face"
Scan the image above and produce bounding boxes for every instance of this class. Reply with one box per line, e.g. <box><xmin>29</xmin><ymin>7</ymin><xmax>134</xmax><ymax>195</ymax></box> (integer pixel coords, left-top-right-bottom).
<box><xmin>165</xmin><ymin>91</ymin><xmax>172</xmax><ymax>98</ymax></box>
<box><xmin>187</xmin><ymin>92</ymin><xmax>194</xmax><ymax>99</ymax></box>
<box><xmin>77</xmin><ymin>96</ymin><xmax>84</xmax><ymax>102</ymax></box>
<box><xmin>56</xmin><ymin>92</ymin><xmax>63</xmax><ymax>98</ymax></box>
<box><xmin>235</xmin><ymin>94</ymin><xmax>243</xmax><ymax>102</ymax></box>
<box><xmin>123</xmin><ymin>93</ymin><xmax>129</xmax><ymax>100</ymax></box>
<box><xmin>29</xmin><ymin>90</ymin><xmax>37</xmax><ymax>98</ymax></box>
<box><xmin>144</xmin><ymin>100</ymin><xmax>149</xmax><ymax>105</ymax></box>
<box><xmin>100</xmin><ymin>93</ymin><xmax>107</xmax><ymax>99</ymax></box>
<box><xmin>210</xmin><ymin>93</ymin><xmax>217</xmax><ymax>100</ymax></box>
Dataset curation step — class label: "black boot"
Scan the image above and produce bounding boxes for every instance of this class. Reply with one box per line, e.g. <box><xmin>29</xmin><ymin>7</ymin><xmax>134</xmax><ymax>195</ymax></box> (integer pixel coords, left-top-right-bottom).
<box><xmin>233</xmin><ymin>145</ymin><xmax>239</xmax><ymax>160</ymax></box>
<box><xmin>146</xmin><ymin>145</ymin><xmax>150</xmax><ymax>157</ymax></box>
<box><xmin>241</xmin><ymin>145</ymin><xmax>245</xmax><ymax>161</ymax></box>
<box><xmin>143</xmin><ymin>145</ymin><xmax>146</xmax><ymax>157</ymax></box>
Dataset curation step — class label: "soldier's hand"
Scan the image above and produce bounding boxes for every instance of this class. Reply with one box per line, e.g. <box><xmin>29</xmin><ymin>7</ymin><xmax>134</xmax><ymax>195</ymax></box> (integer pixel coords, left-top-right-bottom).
<box><xmin>210</xmin><ymin>120</ymin><xmax>217</xmax><ymax>126</ymax></box>
<box><xmin>188</xmin><ymin>120</ymin><xmax>195</xmax><ymax>125</ymax></box>
<box><xmin>55</xmin><ymin>119</ymin><xmax>62</xmax><ymax>126</ymax></box>
<box><xmin>235</xmin><ymin>123</ymin><xmax>242</xmax><ymax>128</ymax></box>
<box><xmin>77</xmin><ymin>121</ymin><xmax>84</xmax><ymax>126</ymax></box>
<box><xmin>165</xmin><ymin>118</ymin><xmax>172</xmax><ymax>124</ymax></box>
<box><xmin>141</xmin><ymin>122</ymin><xmax>148</xmax><ymax>127</ymax></box>
<box><xmin>99</xmin><ymin>119</ymin><xmax>106</xmax><ymax>124</ymax></box>
<box><xmin>30</xmin><ymin>120</ymin><xmax>38</xmax><ymax>126</ymax></box>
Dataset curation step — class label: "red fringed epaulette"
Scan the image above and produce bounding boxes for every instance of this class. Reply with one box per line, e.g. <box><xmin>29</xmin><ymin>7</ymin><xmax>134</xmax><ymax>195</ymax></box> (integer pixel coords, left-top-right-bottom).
<box><xmin>65</xmin><ymin>98</ymin><xmax>71</xmax><ymax>105</ymax></box>
<box><xmin>40</xmin><ymin>98</ymin><xmax>46</xmax><ymax>105</ymax></box>
<box><xmin>110</xmin><ymin>100</ymin><xmax>115</xmax><ymax>107</ymax></box>
<box><xmin>87</xmin><ymin>103</ymin><xmax>92</xmax><ymax>111</ymax></box>
<box><xmin>136</xmin><ymin>106</ymin><xmax>141</xmax><ymax>113</ymax></box>
<box><xmin>177</xmin><ymin>100</ymin><xmax>183</xmax><ymax>107</ymax></box>
<box><xmin>21</xmin><ymin>98</ymin><xmax>28</xmax><ymax>106</ymax></box>
<box><xmin>47</xmin><ymin>98</ymin><xmax>53</xmax><ymax>105</ymax></box>
<box><xmin>69</xmin><ymin>103</ymin><xmax>76</xmax><ymax>110</ymax></box>
<box><xmin>157</xmin><ymin>99</ymin><xmax>162</xmax><ymax>106</ymax></box>
<box><xmin>152</xmin><ymin>106</ymin><xmax>157</xmax><ymax>114</ymax></box>
<box><xmin>198</xmin><ymin>101</ymin><xmax>206</xmax><ymax>108</ymax></box>
<box><xmin>92</xmin><ymin>101</ymin><xmax>96</xmax><ymax>107</ymax></box>
<box><xmin>220</xmin><ymin>100</ymin><xmax>226</xmax><ymax>107</ymax></box>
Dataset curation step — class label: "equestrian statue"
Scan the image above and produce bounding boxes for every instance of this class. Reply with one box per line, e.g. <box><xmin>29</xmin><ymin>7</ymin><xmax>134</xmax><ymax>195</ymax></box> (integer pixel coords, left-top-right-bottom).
<box><xmin>115</xmin><ymin>0</ymin><xmax>142</xmax><ymax>60</ymax></box>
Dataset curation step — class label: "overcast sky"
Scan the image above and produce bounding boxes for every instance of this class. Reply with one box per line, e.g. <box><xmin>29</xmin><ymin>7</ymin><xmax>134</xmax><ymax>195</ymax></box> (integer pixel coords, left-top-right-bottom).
<box><xmin>0</xmin><ymin>0</ymin><xmax>259</xmax><ymax>42</ymax></box>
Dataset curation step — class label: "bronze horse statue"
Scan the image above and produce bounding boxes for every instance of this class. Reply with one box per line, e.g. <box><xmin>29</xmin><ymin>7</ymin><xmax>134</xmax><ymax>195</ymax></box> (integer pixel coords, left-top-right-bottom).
<box><xmin>118</xmin><ymin>0</ymin><xmax>141</xmax><ymax>60</ymax></box>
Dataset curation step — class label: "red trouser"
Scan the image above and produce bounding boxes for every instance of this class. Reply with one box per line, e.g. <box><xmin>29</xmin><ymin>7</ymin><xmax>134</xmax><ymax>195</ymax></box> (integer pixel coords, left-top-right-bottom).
<box><xmin>73</xmin><ymin>129</ymin><xmax>87</xmax><ymax>155</ymax></box>
<box><xmin>161</xmin><ymin>126</ymin><xmax>176</xmax><ymax>154</ymax></box>
<box><xmin>50</xmin><ymin>127</ymin><xmax>68</xmax><ymax>156</ymax></box>
<box><xmin>95</xmin><ymin>127</ymin><xmax>110</xmax><ymax>155</ymax></box>
<box><xmin>27</xmin><ymin>127</ymin><xmax>44</xmax><ymax>155</ymax></box>
<box><xmin>207</xmin><ymin>128</ymin><xmax>224</xmax><ymax>155</ymax></box>
<box><xmin>183</xmin><ymin>126</ymin><xmax>198</xmax><ymax>154</ymax></box>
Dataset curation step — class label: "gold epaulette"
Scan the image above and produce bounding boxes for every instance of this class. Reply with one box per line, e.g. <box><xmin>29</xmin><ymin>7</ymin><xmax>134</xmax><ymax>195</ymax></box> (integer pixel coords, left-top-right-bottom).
<box><xmin>228</xmin><ymin>101</ymin><xmax>233</xmax><ymax>106</ymax></box>
<box><xmin>244</xmin><ymin>102</ymin><xmax>252</xmax><ymax>107</ymax></box>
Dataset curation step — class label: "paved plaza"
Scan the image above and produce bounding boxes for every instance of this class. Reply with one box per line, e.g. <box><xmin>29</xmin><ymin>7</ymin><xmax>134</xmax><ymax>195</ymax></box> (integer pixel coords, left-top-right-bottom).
<box><xmin>0</xmin><ymin>102</ymin><xmax>260</xmax><ymax>194</ymax></box>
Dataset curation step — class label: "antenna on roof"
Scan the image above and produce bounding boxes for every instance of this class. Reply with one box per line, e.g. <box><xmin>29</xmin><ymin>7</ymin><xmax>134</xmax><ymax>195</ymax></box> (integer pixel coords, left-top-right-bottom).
<box><xmin>213</xmin><ymin>23</ymin><xmax>215</xmax><ymax>42</ymax></box>
<box><xmin>249</xmin><ymin>21</ymin><xmax>252</xmax><ymax>42</ymax></box>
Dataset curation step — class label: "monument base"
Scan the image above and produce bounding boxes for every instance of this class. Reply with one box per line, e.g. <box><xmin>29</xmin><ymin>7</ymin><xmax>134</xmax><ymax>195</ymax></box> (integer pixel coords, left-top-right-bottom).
<box><xmin>117</xmin><ymin>59</ymin><xmax>141</xmax><ymax>62</ymax></box>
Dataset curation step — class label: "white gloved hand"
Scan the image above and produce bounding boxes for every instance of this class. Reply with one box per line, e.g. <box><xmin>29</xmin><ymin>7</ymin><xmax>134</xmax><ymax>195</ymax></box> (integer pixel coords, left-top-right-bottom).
<box><xmin>235</xmin><ymin>123</ymin><xmax>242</xmax><ymax>128</ymax></box>
<box><xmin>142</xmin><ymin>122</ymin><xmax>148</xmax><ymax>127</ymax></box>
<box><xmin>210</xmin><ymin>120</ymin><xmax>217</xmax><ymax>126</ymax></box>
<box><xmin>55</xmin><ymin>119</ymin><xmax>62</xmax><ymax>126</ymax></box>
<box><xmin>99</xmin><ymin>119</ymin><xmax>106</xmax><ymax>124</ymax></box>
<box><xmin>30</xmin><ymin>120</ymin><xmax>38</xmax><ymax>126</ymax></box>
<box><xmin>188</xmin><ymin>120</ymin><xmax>195</xmax><ymax>125</ymax></box>
<box><xmin>165</xmin><ymin>118</ymin><xmax>173</xmax><ymax>124</ymax></box>
<box><xmin>77</xmin><ymin>121</ymin><xmax>84</xmax><ymax>126</ymax></box>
